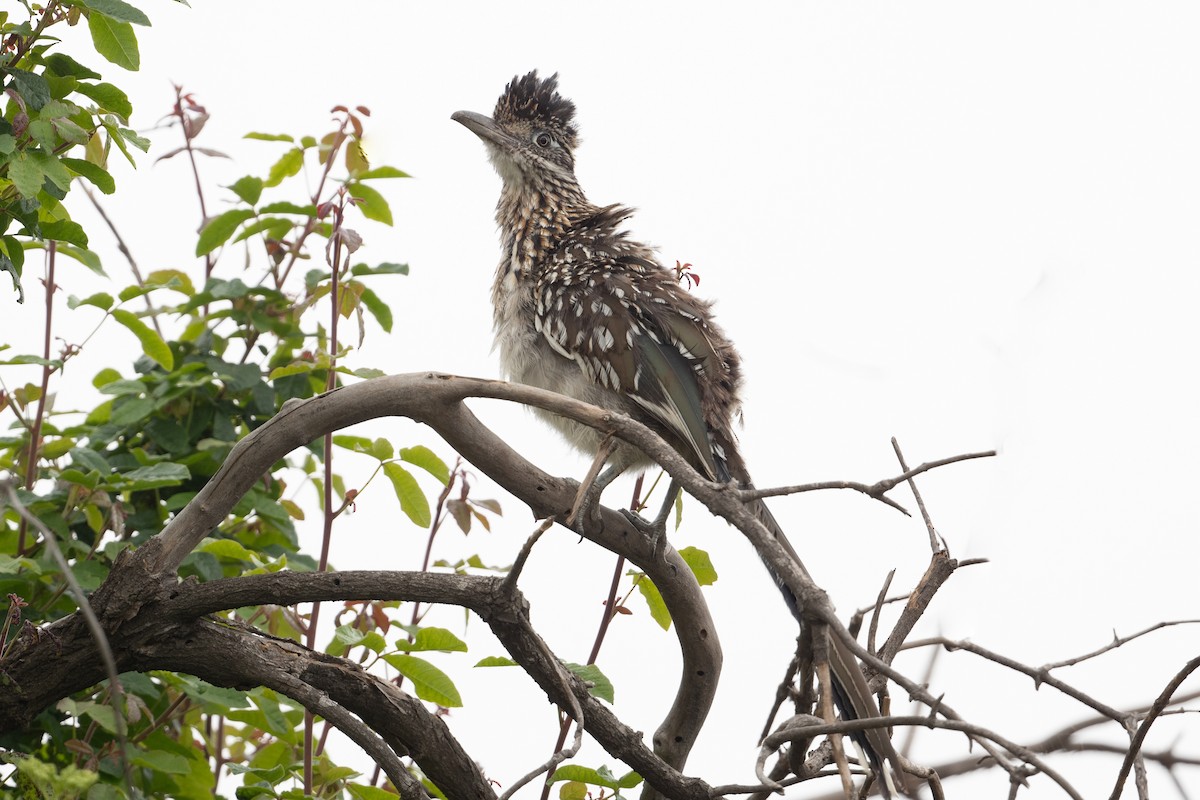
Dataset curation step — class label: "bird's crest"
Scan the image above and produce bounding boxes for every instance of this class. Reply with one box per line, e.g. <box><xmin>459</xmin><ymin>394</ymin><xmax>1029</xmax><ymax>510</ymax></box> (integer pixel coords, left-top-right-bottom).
<box><xmin>495</xmin><ymin>71</ymin><xmax>579</xmax><ymax>146</ymax></box>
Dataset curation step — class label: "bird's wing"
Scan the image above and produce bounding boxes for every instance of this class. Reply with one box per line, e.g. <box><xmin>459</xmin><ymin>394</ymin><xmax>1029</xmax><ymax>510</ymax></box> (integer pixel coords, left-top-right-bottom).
<box><xmin>628</xmin><ymin>318</ymin><xmax>721</xmax><ymax>480</ymax></box>
<box><xmin>532</xmin><ymin>264</ymin><xmax>721</xmax><ymax>479</ymax></box>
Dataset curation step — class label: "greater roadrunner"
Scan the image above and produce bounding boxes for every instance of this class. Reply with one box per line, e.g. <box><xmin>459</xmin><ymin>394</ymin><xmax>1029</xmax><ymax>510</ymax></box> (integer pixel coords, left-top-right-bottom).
<box><xmin>454</xmin><ymin>71</ymin><xmax>903</xmax><ymax>795</ymax></box>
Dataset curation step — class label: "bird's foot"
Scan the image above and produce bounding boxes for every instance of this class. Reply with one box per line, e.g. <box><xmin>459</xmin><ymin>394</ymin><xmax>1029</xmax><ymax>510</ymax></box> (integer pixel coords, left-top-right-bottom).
<box><xmin>619</xmin><ymin>508</ymin><xmax>670</xmax><ymax>562</ymax></box>
<box><xmin>566</xmin><ymin>481</ymin><xmax>602</xmax><ymax>533</ymax></box>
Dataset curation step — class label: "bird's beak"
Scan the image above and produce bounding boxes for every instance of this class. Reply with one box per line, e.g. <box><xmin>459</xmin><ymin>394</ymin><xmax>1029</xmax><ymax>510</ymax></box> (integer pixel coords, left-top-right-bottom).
<box><xmin>452</xmin><ymin>110</ymin><xmax>517</xmax><ymax>150</ymax></box>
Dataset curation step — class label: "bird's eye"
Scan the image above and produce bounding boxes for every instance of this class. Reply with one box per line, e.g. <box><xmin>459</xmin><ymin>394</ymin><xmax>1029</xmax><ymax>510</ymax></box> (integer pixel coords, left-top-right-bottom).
<box><xmin>534</xmin><ymin>132</ymin><xmax>553</xmax><ymax>148</ymax></box>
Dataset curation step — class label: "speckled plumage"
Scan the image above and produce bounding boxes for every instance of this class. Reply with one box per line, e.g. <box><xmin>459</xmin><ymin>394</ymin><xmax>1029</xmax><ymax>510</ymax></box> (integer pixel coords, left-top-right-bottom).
<box><xmin>466</xmin><ymin>71</ymin><xmax>747</xmax><ymax>484</ymax></box>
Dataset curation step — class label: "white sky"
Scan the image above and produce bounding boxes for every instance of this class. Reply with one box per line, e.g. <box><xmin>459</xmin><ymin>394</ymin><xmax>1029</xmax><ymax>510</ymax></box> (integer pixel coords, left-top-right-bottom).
<box><xmin>5</xmin><ymin>2</ymin><xmax>1200</xmax><ymax>797</ymax></box>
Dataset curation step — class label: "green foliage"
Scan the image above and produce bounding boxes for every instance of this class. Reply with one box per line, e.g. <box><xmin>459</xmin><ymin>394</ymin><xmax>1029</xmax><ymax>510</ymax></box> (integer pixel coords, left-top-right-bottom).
<box><xmin>548</xmin><ymin>764</ymin><xmax>642</xmax><ymax>799</ymax></box>
<box><xmin>0</xmin><ymin>1</ymin><xmax>151</xmax><ymax>303</ymax></box>
<box><xmin>634</xmin><ymin>546</ymin><xmax>717</xmax><ymax>630</ymax></box>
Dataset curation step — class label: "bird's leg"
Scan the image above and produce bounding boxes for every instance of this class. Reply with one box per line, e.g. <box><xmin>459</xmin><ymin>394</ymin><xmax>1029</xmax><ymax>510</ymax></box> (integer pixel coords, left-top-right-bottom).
<box><xmin>620</xmin><ymin>477</ymin><xmax>680</xmax><ymax>559</ymax></box>
<box><xmin>566</xmin><ymin>437</ymin><xmax>621</xmax><ymax>529</ymax></box>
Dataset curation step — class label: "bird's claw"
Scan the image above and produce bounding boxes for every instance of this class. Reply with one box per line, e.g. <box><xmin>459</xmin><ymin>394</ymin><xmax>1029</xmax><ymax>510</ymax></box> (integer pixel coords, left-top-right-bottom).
<box><xmin>619</xmin><ymin>508</ymin><xmax>669</xmax><ymax>561</ymax></box>
<box><xmin>566</xmin><ymin>481</ymin><xmax>602</xmax><ymax>533</ymax></box>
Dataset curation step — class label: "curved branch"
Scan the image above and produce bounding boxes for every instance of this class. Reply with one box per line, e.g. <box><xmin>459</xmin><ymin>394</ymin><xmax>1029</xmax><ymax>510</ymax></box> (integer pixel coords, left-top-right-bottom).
<box><xmin>131</xmin><ymin>373</ymin><xmax>723</xmax><ymax>776</ymax></box>
<box><xmin>178</xmin><ymin>569</ymin><xmax>718</xmax><ymax>800</ymax></box>
<box><xmin>138</xmin><ymin>618</ymin><xmax>472</xmax><ymax>798</ymax></box>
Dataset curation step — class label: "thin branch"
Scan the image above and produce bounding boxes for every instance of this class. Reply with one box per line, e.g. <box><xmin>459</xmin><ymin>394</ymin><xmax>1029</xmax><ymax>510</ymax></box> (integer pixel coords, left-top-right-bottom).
<box><xmin>891</xmin><ymin>437</ymin><xmax>942</xmax><ymax>552</ymax></box>
<box><xmin>833</xmin><ymin>629</ymin><xmax>1084</xmax><ymax>800</ymax></box>
<box><xmin>1108</xmin><ymin>654</ymin><xmax>1200</xmax><ymax>800</ymax></box>
<box><xmin>876</xmin><ymin>551</ymin><xmax>968</xmax><ymax>670</ymax></box>
<box><xmin>17</xmin><ymin>242</ymin><xmax>56</xmax><ymax>556</ymax></box>
<box><xmin>1041</xmin><ymin>620</ymin><xmax>1200</xmax><ymax>672</ymax></box>
<box><xmin>81</xmin><ymin>186</ymin><xmax>162</xmax><ymax>337</ymax></box>
<box><xmin>277</xmin><ymin>672</ymin><xmax>426</xmax><ymax>799</ymax></box>
<box><xmin>901</xmin><ymin>636</ymin><xmax>1124</xmax><ymax>721</ymax></box>
<box><xmin>740</xmin><ymin>479</ymin><xmax>911</xmax><ymax>515</ymax></box>
<box><xmin>867</xmin><ymin>569</ymin><xmax>895</xmax><ymax>656</ymax></box>
<box><xmin>741</xmin><ymin>449</ymin><xmax>997</xmax><ymax>513</ymax></box>
<box><xmin>765</xmin><ymin>714</ymin><xmax>1083</xmax><ymax>797</ymax></box>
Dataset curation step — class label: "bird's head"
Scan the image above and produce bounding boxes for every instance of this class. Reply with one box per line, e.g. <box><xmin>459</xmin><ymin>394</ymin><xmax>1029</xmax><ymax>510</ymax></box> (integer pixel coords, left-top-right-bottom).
<box><xmin>453</xmin><ymin>71</ymin><xmax>580</xmax><ymax>191</ymax></box>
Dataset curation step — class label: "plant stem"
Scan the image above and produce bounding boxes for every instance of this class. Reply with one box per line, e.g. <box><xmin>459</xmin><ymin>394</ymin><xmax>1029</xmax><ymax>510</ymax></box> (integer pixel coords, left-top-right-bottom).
<box><xmin>304</xmin><ymin>202</ymin><xmax>345</xmax><ymax>793</ymax></box>
<box><xmin>17</xmin><ymin>242</ymin><xmax>57</xmax><ymax>556</ymax></box>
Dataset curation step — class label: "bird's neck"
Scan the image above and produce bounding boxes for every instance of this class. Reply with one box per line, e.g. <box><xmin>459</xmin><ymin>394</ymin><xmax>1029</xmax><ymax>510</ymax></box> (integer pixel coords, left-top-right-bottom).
<box><xmin>494</xmin><ymin>181</ymin><xmax>592</xmax><ymax>280</ymax></box>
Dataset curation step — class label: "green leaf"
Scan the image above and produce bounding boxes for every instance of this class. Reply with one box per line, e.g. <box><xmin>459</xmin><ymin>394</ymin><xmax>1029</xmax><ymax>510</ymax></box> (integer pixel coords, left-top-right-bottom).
<box><xmin>635</xmin><ymin>574</ymin><xmax>671</xmax><ymax>630</ymax></box>
<box><xmin>76</xmin><ymin>0</ymin><xmax>152</xmax><ymax>25</ymax></box>
<box><xmin>332</xmin><ymin>434</ymin><xmax>373</xmax><ymax>453</ymax></box>
<box><xmin>70</xmin><ymin>447</ymin><xmax>112</xmax><ymax>474</ymax></box>
<box><xmin>229</xmin><ymin>175</ymin><xmax>263</xmax><ymax>205</ymax></box>
<box><xmin>130</xmin><ymin>750</ymin><xmax>190</xmax><ymax>775</ymax></box>
<box><xmin>7</xmin><ymin>154</ymin><xmax>44</xmax><ymax>198</ymax></box>
<box><xmin>549</xmin><ymin>765</ymin><xmax>641</xmax><ymax>790</ymax></box>
<box><xmin>565</xmin><ymin>663</ymin><xmax>614</xmax><ymax>703</ymax></box>
<box><xmin>347</xmin><ymin>182</ymin><xmax>393</xmax><ymax>225</ymax></box>
<box><xmin>43</xmin><ymin>53</ymin><xmax>103</xmax><ymax>80</ymax></box>
<box><xmin>244</xmin><ymin>132</ymin><xmax>294</xmax><ymax>142</ymax></box>
<box><xmin>369</xmin><ymin>438</ymin><xmax>393</xmax><ymax>461</ymax></box>
<box><xmin>382</xmin><ymin>462</ymin><xmax>431</xmax><ymax>528</ymax></box>
<box><xmin>145</xmin><ymin>268</ymin><xmax>195</xmax><ymax>295</ymax></box>
<box><xmin>357</xmin><ymin>286</ymin><xmax>392</xmax><ymax>332</ymax></box>
<box><xmin>1</xmin><ymin>257</ymin><xmax>22</xmax><ymax>302</ymax></box>
<box><xmin>59</xmin><ymin>468</ymin><xmax>100</xmax><ymax>489</ymax></box>
<box><xmin>5</xmin><ymin>69</ymin><xmax>51</xmax><ymax>110</ymax></box>
<box><xmin>111</xmin><ymin>308</ymin><xmax>173</xmax><ymax>370</ymax></box>
<box><xmin>40</xmin><ymin>220</ymin><xmax>89</xmax><ymax>248</ymax></box>
<box><xmin>88</xmin><ymin>14</ymin><xmax>141</xmax><ymax>70</ymax></box>
<box><xmin>474</xmin><ymin>656</ymin><xmax>518</xmax><ymax>667</ymax></box>
<box><xmin>382</xmin><ymin>654</ymin><xmax>462</xmax><ymax>707</ymax></box>
<box><xmin>92</xmin><ymin>368</ymin><xmax>122</xmax><ymax>388</ymax></box>
<box><xmin>558</xmin><ymin>782</ymin><xmax>587</xmax><ymax>800</ymax></box>
<box><xmin>0</xmin><ymin>354</ymin><xmax>60</xmax><ymax>367</ymax></box>
<box><xmin>29</xmin><ymin>150</ymin><xmax>73</xmax><ymax>191</ymax></box>
<box><xmin>394</xmin><ymin>627</ymin><xmax>467</xmax><ymax>653</ymax></box>
<box><xmin>117</xmin><ymin>126</ymin><xmax>150</xmax><ymax>151</ymax></box>
<box><xmin>268</xmin><ymin>364</ymin><xmax>311</xmax><ymax>380</ymax></box>
<box><xmin>60</xmin><ymin>157</ymin><xmax>116</xmax><ymax>194</ymax></box>
<box><xmin>55</xmin><ymin>245</ymin><xmax>104</xmax><ymax>274</ymax></box>
<box><xmin>74</xmin><ymin>82</ymin><xmax>133</xmax><ymax>119</ymax></box>
<box><xmin>679</xmin><ymin>546</ymin><xmax>718</xmax><ymax>586</ymax></box>
<box><xmin>399</xmin><ymin>446</ymin><xmax>450</xmax><ymax>485</ymax></box>
<box><xmin>121</xmin><ymin>462</ymin><xmax>189</xmax><ymax>490</ymax></box>
<box><xmin>348</xmin><ymin>784</ymin><xmax>406</xmax><ymax>800</ymax></box>
<box><xmin>80</xmin><ymin>701</ymin><xmax>117</xmax><ymax>733</ymax></box>
<box><xmin>351</xmin><ymin>261</ymin><xmax>409</xmax><ymax>277</ymax></box>
<box><xmin>264</xmin><ymin>147</ymin><xmax>304</xmax><ymax>187</ymax></box>
<box><xmin>118</xmin><ymin>284</ymin><xmax>148</xmax><ymax>301</ymax></box>
<box><xmin>41</xmin><ymin>438</ymin><xmax>76</xmax><ymax>459</ymax></box>
<box><xmin>195</xmin><ymin>208</ymin><xmax>256</xmax><ymax>255</ymax></box>
<box><xmin>356</xmin><ymin>166</ymin><xmax>411</xmax><ymax>179</ymax></box>
<box><xmin>68</xmin><ymin>292</ymin><xmax>114</xmax><ymax>311</ymax></box>
<box><xmin>197</xmin><ymin>539</ymin><xmax>257</xmax><ymax>563</ymax></box>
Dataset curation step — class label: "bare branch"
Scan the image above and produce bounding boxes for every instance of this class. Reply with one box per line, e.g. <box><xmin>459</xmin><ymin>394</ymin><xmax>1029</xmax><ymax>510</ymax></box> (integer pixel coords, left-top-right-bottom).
<box><xmin>273</xmin><ymin>671</ymin><xmax>424</xmax><ymax>799</ymax></box>
<box><xmin>890</xmin><ymin>437</ymin><xmax>942</xmax><ymax>552</ymax></box>
<box><xmin>1109</xmin><ymin>654</ymin><xmax>1200</xmax><ymax>800</ymax></box>
<box><xmin>1041</xmin><ymin>620</ymin><xmax>1200</xmax><ymax>671</ymax></box>
<box><xmin>901</xmin><ymin>636</ymin><xmax>1125</xmax><ymax>721</ymax></box>
<box><xmin>741</xmin><ymin>448</ymin><xmax>996</xmax><ymax>515</ymax></box>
